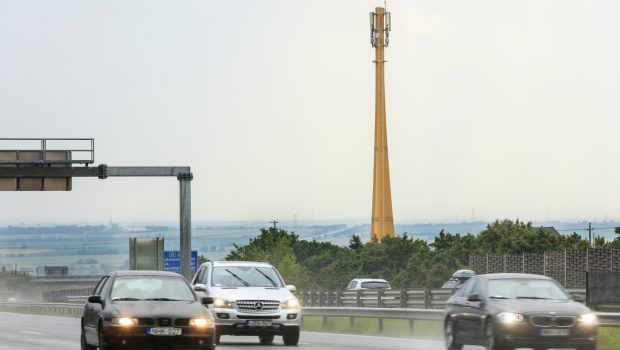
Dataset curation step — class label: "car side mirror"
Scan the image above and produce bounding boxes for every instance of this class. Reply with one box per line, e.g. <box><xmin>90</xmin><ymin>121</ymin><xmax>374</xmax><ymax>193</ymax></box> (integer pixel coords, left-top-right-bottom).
<box><xmin>286</xmin><ymin>285</ymin><xmax>297</xmax><ymax>292</ymax></box>
<box><xmin>88</xmin><ymin>295</ymin><xmax>103</xmax><ymax>304</ymax></box>
<box><xmin>572</xmin><ymin>294</ymin><xmax>585</xmax><ymax>302</ymax></box>
<box><xmin>201</xmin><ymin>297</ymin><xmax>214</xmax><ymax>305</ymax></box>
<box><xmin>467</xmin><ymin>293</ymin><xmax>481</xmax><ymax>302</ymax></box>
<box><xmin>194</xmin><ymin>284</ymin><xmax>206</xmax><ymax>292</ymax></box>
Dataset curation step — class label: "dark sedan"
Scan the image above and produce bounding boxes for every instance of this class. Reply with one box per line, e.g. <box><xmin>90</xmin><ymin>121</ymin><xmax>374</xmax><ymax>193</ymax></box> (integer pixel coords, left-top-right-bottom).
<box><xmin>444</xmin><ymin>273</ymin><xmax>597</xmax><ymax>350</ymax></box>
<box><xmin>81</xmin><ymin>271</ymin><xmax>215</xmax><ymax>350</ymax></box>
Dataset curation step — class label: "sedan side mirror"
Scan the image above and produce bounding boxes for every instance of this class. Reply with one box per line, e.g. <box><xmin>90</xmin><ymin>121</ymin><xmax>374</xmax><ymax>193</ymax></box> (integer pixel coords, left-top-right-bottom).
<box><xmin>286</xmin><ymin>285</ymin><xmax>297</xmax><ymax>292</ymax></box>
<box><xmin>88</xmin><ymin>295</ymin><xmax>103</xmax><ymax>304</ymax></box>
<box><xmin>572</xmin><ymin>294</ymin><xmax>585</xmax><ymax>302</ymax></box>
<box><xmin>194</xmin><ymin>284</ymin><xmax>206</xmax><ymax>292</ymax></box>
<box><xmin>201</xmin><ymin>297</ymin><xmax>214</xmax><ymax>305</ymax></box>
<box><xmin>467</xmin><ymin>293</ymin><xmax>481</xmax><ymax>302</ymax></box>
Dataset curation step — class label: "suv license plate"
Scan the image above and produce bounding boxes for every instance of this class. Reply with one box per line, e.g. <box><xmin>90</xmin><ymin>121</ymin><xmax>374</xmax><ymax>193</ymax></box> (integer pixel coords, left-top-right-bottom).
<box><xmin>539</xmin><ymin>328</ymin><xmax>569</xmax><ymax>336</ymax></box>
<box><xmin>147</xmin><ymin>327</ymin><xmax>182</xmax><ymax>336</ymax></box>
<box><xmin>247</xmin><ymin>320</ymin><xmax>272</xmax><ymax>327</ymax></box>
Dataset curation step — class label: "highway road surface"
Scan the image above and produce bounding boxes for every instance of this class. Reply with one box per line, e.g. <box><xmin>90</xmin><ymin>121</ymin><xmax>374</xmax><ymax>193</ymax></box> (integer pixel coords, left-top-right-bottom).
<box><xmin>0</xmin><ymin>311</ymin><xmax>477</xmax><ymax>350</ymax></box>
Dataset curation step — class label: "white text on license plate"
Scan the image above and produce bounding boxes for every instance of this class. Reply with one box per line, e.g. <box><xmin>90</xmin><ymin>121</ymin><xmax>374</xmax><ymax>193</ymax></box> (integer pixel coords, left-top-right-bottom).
<box><xmin>247</xmin><ymin>320</ymin><xmax>272</xmax><ymax>327</ymax></box>
<box><xmin>147</xmin><ymin>327</ymin><xmax>182</xmax><ymax>336</ymax></box>
<box><xmin>540</xmin><ymin>328</ymin><xmax>569</xmax><ymax>336</ymax></box>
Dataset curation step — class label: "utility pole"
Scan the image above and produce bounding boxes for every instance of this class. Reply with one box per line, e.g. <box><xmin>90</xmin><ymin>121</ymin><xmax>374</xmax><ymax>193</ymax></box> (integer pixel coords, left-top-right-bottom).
<box><xmin>369</xmin><ymin>6</ymin><xmax>395</xmax><ymax>242</ymax></box>
<box><xmin>588</xmin><ymin>222</ymin><xmax>592</xmax><ymax>248</ymax></box>
<box><xmin>271</xmin><ymin>220</ymin><xmax>279</xmax><ymax>230</ymax></box>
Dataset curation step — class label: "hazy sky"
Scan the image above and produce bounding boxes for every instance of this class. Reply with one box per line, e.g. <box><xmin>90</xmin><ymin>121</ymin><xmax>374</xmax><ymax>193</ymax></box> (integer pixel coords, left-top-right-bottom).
<box><xmin>1</xmin><ymin>0</ymin><xmax>619</xmax><ymax>225</ymax></box>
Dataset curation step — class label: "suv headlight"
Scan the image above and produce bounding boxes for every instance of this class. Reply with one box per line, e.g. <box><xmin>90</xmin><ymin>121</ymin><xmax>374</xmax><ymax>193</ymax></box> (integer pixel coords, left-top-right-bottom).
<box><xmin>578</xmin><ymin>313</ymin><xmax>597</xmax><ymax>325</ymax></box>
<box><xmin>212</xmin><ymin>298</ymin><xmax>234</xmax><ymax>309</ymax></box>
<box><xmin>111</xmin><ymin>317</ymin><xmax>139</xmax><ymax>326</ymax></box>
<box><xmin>281</xmin><ymin>298</ymin><xmax>300</xmax><ymax>309</ymax></box>
<box><xmin>497</xmin><ymin>312</ymin><xmax>524</xmax><ymax>324</ymax></box>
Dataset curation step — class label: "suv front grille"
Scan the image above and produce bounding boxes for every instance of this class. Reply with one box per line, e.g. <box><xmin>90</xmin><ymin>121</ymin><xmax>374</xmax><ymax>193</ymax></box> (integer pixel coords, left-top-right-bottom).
<box><xmin>236</xmin><ymin>300</ymin><xmax>280</xmax><ymax>313</ymax></box>
<box><xmin>530</xmin><ymin>315</ymin><xmax>576</xmax><ymax>327</ymax></box>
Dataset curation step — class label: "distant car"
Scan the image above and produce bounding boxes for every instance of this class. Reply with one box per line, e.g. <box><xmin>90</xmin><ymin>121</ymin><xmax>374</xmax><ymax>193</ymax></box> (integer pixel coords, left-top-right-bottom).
<box><xmin>441</xmin><ymin>269</ymin><xmax>476</xmax><ymax>289</ymax></box>
<box><xmin>346</xmin><ymin>278</ymin><xmax>391</xmax><ymax>290</ymax></box>
<box><xmin>444</xmin><ymin>273</ymin><xmax>597</xmax><ymax>350</ymax></box>
<box><xmin>81</xmin><ymin>270</ymin><xmax>216</xmax><ymax>350</ymax></box>
<box><xmin>191</xmin><ymin>261</ymin><xmax>301</xmax><ymax>346</ymax></box>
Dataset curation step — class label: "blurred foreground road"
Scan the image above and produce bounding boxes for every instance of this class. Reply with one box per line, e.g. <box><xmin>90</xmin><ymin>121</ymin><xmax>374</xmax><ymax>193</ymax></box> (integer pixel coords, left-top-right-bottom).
<box><xmin>0</xmin><ymin>311</ymin><xmax>464</xmax><ymax>350</ymax></box>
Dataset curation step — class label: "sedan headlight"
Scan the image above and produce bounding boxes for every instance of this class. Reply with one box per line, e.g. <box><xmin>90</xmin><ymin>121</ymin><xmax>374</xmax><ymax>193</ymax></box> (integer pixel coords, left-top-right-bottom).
<box><xmin>281</xmin><ymin>298</ymin><xmax>300</xmax><ymax>309</ymax></box>
<box><xmin>578</xmin><ymin>313</ymin><xmax>598</xmax><ymax>325</ymax></box>
<box><xmin>212</xmin><ymin>298</ymin><xmax>234</xmax><ymax>309</ymax></box>
<box><xmin>497</xmin><ymin>312</ymin><xmax>524</xmax><ymax>324</ymax></box>
<box><xmin>111</xmin><ymin>317</ymin><xmax>139</xmax><ymax>326</ymax></box>
<box><xmin>189</xmin><ymin>318</ymin><xmax>214</xmax><ymax>327</ymax></box>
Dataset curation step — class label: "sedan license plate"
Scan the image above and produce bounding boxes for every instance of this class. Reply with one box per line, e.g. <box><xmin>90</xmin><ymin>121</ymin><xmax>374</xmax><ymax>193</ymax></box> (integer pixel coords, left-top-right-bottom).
<box><xmin>247</xmin><ymin>320</ymin><xmax>272</xmax><ymax>327</ymax></box>
<box><xmin>539</xmin><ymin>328</ymin><xmax>569</xmax><ymax>336</ymax></box>
<box><xmin>147</xmin><ymin>327</ymin><xmax>182</xmax><ymax>336</ymax></box>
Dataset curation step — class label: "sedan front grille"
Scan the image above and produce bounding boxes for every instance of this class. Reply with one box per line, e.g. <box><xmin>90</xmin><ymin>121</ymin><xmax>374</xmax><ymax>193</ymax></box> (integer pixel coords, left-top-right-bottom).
<box><xmin>236</xmin><ymin>300</ymin><xmax>280</xmax><ymax>313</ymax></box>
<box><xmin>530</xmin><ymin>315</ymin><xmax>576</xmax><ymax>327</ymax></box>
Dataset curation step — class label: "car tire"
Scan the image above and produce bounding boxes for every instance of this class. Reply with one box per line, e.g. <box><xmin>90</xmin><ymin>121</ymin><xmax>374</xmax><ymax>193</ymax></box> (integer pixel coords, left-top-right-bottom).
<box><xmin>484</xmin><ymin>321</ymin><xmax>508</xmax><ymax>350</ymax></box>
<box><xmin>259</xmin><ymin>335</ymin><xmax>275</xmax><ymax>345</ymax></box>
<box><xmin>444</xmin><ymin>320</ymin><xmax>463</xmax><ymax>350</ymax></box>
<box><xmin>578</xmin><ymin>344</ymin><xmax>596</xmax><ymax>350</ymax></box>
<box><xmin>80</xmin><ymin>327</ymin><xmax>95</xmax><ymax>350</ymax></box>
<box><xmin>282</xmin><ymin>326</ymin><xmax>300</xmax><ymax>346</ymax></box>
<box><xmin>98</xmin><ymin>323</ymin><xmax>114</xmax><ymax>350</ymax></box>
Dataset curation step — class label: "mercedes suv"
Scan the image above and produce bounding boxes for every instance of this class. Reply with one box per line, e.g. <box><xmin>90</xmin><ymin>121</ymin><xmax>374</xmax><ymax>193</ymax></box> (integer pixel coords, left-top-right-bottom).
<box><xmin>191</xmin><ymin>261</ymin><xmax>301</xmax><ymax>346</ymax></box>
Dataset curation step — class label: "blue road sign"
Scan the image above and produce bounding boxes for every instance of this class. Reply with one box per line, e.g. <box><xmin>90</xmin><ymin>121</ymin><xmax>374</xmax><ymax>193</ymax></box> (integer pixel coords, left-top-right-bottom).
<box><xmin>164</xmin><ymin>250</ymin><xmax>198</xmax><ymax>274</ymax></box>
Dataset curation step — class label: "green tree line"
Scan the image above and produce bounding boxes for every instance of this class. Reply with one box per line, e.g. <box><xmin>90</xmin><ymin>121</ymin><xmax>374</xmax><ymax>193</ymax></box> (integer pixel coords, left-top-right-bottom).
<box><xmin>223</xmin><ymin>220</ymin><xmax>620</xmax><ymax>290</ymax></box>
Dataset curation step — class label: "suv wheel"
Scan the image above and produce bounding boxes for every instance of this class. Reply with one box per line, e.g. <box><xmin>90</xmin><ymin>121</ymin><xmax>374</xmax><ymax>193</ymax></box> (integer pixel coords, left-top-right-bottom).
<box><xmin>259</xmin><ymin>335</ymin><xmax>274</xmax><ymax>345</ymax></box>
<box><xmin>282</xmin><ymin>326</ymin><xmax>300</xmax><ymax>346</ymax></box>
<box><xmin>80</xmin><ymin>327</ymin><xmax>95</xmax><ymax>350</ymax></box>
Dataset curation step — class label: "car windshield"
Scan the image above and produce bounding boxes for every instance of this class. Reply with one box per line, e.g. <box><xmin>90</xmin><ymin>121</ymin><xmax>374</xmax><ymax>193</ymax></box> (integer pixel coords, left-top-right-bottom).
<box><xmin>110</xmin><ymin>276</ymin><xmax>196</xmax><ymax>301</ymax></box>
<box><xmin>361</xmin><ymin>281</ymin><xmax>390</xmax><ymax>289</ymax></box>
<box><xmin>488</xmin><ymin>279</ymin><xmax>569</xmax><ymax>300</ymax></box>
<box><xmin>211</xmin><ymin>266</ymin><xmax>283</xmax><ymax>287</ymax></box>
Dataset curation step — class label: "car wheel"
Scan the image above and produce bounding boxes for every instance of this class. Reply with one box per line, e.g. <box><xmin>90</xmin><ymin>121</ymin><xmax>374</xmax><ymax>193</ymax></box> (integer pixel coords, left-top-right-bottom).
<box><xmin>80</xmin><ymin>327</ymin><xmax>95</xmax><ymax>350</ymax></box>
<box><xmin>484</xmin><ymin>321</ymin><xmax>507</xmax><ymax>350</ymax></box>
<box><xmin>98</xmin><ymin>323</ymin><xmax>114</xmax><ymax>350</ymax></box>
<box><xmin>578</xmin><ymin>344</ymin><xmax>596</xmax><ymax>350</ymax></box>
<box><xmin>444</xmin><ymin>320</ymin><xmax>463</xmax><ymax>350</ymax></box>
<box><xmin>259</xmin><ymin>335</ymin><xmax>275</xmax><ymax>345</ymax></box>
<box><xmin>282</xmin><ymin>326</ymin><xmax>300</xmax><ymax>346</ymax></box>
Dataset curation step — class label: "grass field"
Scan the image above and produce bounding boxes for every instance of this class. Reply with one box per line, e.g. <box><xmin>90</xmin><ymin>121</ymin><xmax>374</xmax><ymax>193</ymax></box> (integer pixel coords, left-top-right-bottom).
<box><xmin>301</xmin><ymin>315</ymin><xmax>619</xmax><ymax>350</ymax></box>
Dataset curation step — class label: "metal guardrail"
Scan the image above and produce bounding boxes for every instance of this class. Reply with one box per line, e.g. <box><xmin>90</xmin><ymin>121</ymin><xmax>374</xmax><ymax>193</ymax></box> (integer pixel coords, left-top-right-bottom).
<box><xmin>297</xmin><ymin>288</ymin><xmax>587</xmax><ymax>309</ymax></box>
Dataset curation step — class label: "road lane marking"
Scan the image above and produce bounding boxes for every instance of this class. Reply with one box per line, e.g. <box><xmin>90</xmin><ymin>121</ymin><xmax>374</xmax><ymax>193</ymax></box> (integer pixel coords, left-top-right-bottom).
<box><xmin>21</xmin><ymin>331</ymin><xmax>46</xmax><ymax>336</ymax></box>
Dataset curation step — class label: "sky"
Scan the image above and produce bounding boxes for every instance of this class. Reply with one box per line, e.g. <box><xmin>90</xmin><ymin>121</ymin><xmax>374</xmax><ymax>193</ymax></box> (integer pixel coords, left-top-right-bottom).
<box><xmin>0</xmin><ymin>0</ymin><xmax>619</xmax><ymax>225</ymax></box>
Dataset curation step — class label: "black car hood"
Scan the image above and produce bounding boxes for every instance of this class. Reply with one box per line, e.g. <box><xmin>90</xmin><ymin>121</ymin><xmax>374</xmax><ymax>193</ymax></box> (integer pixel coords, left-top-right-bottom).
<box><xmin>489</xmin><ymin>298</ymin><xmax>590</xmax><ymax>315</ymax></box>
<box><xmin>109</xmin><ymin>300</ymin><xmax>209</xmax><ymax>319</ymax></box>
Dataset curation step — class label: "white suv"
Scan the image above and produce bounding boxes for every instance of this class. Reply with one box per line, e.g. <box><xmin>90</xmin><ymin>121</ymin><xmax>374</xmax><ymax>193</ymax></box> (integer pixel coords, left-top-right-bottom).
<box><xmin>191</xmin><ymin>261</ymin><xmax>301</xmax><ymax>346</ymax></box>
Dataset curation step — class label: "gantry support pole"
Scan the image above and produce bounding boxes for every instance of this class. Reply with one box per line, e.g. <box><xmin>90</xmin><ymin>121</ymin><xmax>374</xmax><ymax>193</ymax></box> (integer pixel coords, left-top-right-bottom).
<box><xmin>178</xmin><ymin>172</ymin><xmax>193</xmax><ymax>280</ymax></box>
<box><xmin>370</xmin><ymin>7</ymin><xmax>395</xmax><ymax>242</ymax></box>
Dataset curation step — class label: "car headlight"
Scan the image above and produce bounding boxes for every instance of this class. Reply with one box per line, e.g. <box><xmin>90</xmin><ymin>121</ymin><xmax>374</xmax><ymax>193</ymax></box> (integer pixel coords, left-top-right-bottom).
<box><xmin>112</xmin><ymin>317</ymin><xmax>139</xmax><ymax>326</ymax></box>
<box><xmin>212</xmin><ymin>298</ymin><xmax>234</xmax><ymax>308</ymax></box>
<box><xmin>189</xmin><ymin>318</ymin><xmax>213</xmax><ymax>327</ymax></box>
<box><xmin>578</xmin><ymin>313</ymin><xmax>598</xmax><ymax>325</ymax></box>
<box><xmin>497</xmin><ymin>312</ymin><xmax>524</xmax><ymax>324</ymax></box>
<box><xmin>281</xmin><ymin>298</ymin><xmax>300</xmax><ymax>309</ymax></box>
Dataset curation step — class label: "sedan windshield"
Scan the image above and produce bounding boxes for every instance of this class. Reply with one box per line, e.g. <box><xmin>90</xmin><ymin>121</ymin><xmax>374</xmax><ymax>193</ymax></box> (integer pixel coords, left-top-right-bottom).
<box><xmin>110</xmin><ymin>276</ymin><xmax>196</xmax><ymax>301</ymax></box>
<box><xmin>211</xmin><ymin>266</ymin><xmax>283</xmax><ymax>287</ymax></box>
<box><xmin>488</xmin><ymin>279</ymin><xmax>569</xmax><ymax>300</ymax></box>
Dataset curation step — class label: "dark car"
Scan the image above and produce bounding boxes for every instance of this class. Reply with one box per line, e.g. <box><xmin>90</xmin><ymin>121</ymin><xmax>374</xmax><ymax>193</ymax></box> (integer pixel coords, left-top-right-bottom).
<box><xmin>81</xmin><ymin>270</ymin><xmax>216</xmax><ymax>350</ymax></box>
<box><xmin>444</xmin><ymin>273</ymin><xmax>597</xmax><ymax>350</ymax></box>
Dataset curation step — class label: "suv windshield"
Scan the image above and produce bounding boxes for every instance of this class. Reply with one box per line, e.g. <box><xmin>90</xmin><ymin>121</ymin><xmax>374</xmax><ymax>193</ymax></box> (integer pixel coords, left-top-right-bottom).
<box><xmin>211</xmin><ymin>266</ymin><xmax>284</xmax><ymax>288</ymax></box>
<box><xmin>110</xmin><ymin>276</ymin><xmax>196</xmax><ymax>301</ymax></box>
<box><xmin>488</xmin><ymin>279</ymin><xmax>569</xmax><ymax>300</ymax></box>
